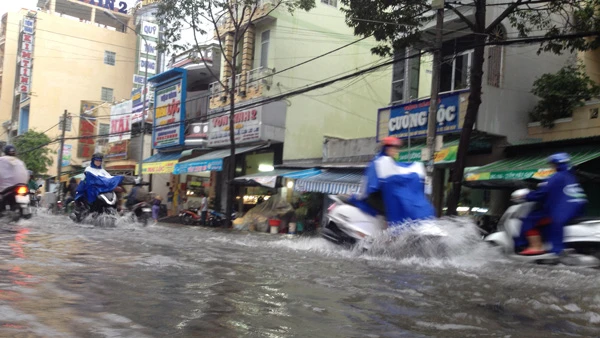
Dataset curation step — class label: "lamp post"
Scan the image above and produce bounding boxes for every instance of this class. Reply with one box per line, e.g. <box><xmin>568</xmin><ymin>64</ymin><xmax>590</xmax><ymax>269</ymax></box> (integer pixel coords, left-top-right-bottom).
<box><xmin>104</xmin><ymin>10</ymin><xmax>149</xmax><ymax>180</ymax></box>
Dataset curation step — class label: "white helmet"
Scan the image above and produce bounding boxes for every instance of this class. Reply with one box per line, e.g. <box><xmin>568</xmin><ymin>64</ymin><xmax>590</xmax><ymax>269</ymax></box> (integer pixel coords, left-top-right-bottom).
<box><xmin>510</xmin><ymin>188</ymin><xmax>530</xmax><ymax>203</ymax></box>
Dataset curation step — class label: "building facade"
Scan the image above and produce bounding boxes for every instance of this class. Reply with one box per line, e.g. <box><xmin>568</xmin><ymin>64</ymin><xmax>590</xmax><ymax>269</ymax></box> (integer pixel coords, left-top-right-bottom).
<box><xmin>0</xmin><ymin>0</ymin><xmax>137</xmax><ymax>179</ymax></box>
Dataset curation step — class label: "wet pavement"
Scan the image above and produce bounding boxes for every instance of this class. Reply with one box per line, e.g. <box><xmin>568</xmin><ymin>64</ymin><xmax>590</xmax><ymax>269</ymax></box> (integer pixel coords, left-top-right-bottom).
<box><xmin>1</xmin><ymin>213</ymin><xmax>599</xmax><ymax>337</ymax></box>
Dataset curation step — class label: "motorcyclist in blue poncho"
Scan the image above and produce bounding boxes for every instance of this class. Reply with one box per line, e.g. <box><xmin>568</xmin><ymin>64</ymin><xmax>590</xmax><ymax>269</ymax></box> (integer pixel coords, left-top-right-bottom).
<box><xmin>71</xmin><ymin>153</ymin><xmax>124</xmax><ymax>219</ymax></box>
<box><xmin>516</xmin><ymin>153</ymin><xmax>587</xmax><ymax>255</ymax></box>
<box><xmin>350</xmin><ymin>136</ymin><xmax>435</xmax><ymax>227</ymax></box>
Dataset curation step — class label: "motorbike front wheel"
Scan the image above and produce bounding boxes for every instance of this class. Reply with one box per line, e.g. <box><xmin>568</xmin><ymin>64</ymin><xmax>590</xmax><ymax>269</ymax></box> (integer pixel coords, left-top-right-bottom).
<box><xmin>181</xmin><ymin>214</ymin><xmax>193</xmax><ymax>225</ymax></box>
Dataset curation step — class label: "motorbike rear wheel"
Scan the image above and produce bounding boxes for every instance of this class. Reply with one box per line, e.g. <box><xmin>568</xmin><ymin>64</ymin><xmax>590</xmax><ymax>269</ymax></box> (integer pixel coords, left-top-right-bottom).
<box><xmin>181</xmin><ymin>214</ymin><xmax>193</xmax><ymax>225</ymax></box>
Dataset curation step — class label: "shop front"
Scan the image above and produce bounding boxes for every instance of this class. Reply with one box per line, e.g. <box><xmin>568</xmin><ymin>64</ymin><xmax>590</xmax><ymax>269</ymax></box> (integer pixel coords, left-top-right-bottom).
<box><xmin>461</xmin><ymin>138</ymin><xmax>600</xmax><ymax>232</ymax></box>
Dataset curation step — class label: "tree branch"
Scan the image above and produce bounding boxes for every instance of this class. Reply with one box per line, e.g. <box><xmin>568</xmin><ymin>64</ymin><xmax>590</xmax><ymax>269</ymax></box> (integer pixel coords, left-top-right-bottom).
<box><xmin>485</xmin><ymin>0</ymin><xmax>522</xmax><ymax>34</ymax></box>
<box><xmin>445</xmin><ymin>3</ymin><xmax>476</xmax><ymax>31</ymax></box>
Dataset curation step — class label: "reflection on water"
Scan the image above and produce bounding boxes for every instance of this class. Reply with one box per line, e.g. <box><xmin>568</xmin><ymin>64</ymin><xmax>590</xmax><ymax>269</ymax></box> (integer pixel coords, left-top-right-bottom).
<box><xmin>0</xmin><ymin>214</ymin><xmax>599</xmax><ymax>337</ymax></box>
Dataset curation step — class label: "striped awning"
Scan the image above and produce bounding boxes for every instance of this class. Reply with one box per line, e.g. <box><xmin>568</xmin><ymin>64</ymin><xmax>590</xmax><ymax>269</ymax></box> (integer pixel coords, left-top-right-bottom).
<box><xmin>294</xmin><ymin>169</ymin><xmax>364</xmax><ymax>195</ymax></box>
<box><xmin>233</xmin><ymin>168</ymin><xmax>322</xmax><ymax>188</ymax></box>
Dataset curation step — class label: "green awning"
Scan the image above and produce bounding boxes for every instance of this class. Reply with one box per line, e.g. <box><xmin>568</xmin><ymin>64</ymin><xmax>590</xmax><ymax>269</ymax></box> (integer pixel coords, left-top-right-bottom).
<box><xmin>465</xmin><ymin>148</ymin><xmax>600</xmax><ymax>182</ymax></box>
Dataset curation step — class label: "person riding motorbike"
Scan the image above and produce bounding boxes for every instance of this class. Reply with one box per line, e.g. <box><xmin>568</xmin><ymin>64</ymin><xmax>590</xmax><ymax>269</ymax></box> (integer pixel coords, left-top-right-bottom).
<box><xmin>0</xmin><ymin>145</ymin><xmax>30</xmax><ymax>193</ymax></box>
<box><xmin>515</xmin><ymin>153</ymin><xmax>587</xmax><ymax>255</ymax></box>
<box><xmin>72</xmin><ymin>153</ymin><xmax>124</xmax><ymax>219</ymax></box>
<box><xmin>349</xmin><ymin>136</ymin><xmax>434</xmax><ymax>227</ymax></box>
<box><xmin>125</xmin><ymin>177</ymin><xmax>149</xmax><ymax>209</ymax></box>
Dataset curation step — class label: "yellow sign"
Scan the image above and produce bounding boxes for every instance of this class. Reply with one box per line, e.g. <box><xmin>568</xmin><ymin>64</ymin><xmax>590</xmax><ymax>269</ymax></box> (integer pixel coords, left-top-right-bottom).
<box><xmin>136</xmin><ymin>160</ymin><xmax>179</xmax><ymax>175</ymax></box>
<box><xmin>532</xmin><ymin>168</ymin><xmax>555</xmax><ymax>180</ymax></box>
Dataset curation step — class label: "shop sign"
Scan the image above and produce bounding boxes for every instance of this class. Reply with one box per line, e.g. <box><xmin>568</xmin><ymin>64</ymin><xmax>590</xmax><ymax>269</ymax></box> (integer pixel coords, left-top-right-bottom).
<box><xmin>208</xmin><ymin>107</ymin><xmax>262</xmax><ymax>146</ymax></box>
<box><xmin>141</xmin><ymin>40</ymin><xmax>158</xmax><ymax>57</ymax></box>
<box><xmin>62</xmin><ymin>144</ymin><xmax>72</xmax><ymax>167</ymax></box>
<box><xmin>153</xmin><ymin>77</ymin><xmax>186</xmax><ymax>149</ymax></box>
<box><xmin>78</xmin><ymin>0</ymin><xmax>128</xmax><ymax>14</ymax></box>
<box><xmin>109</xmin><ymin>100</ymin><xmax>133</xmax><ymax>143</ymax></box>
<box><xmin>77</xmin><ymin>116</ymin><xmax>97</xmax><ymax>158</ymax></box>
<box><xmin>173</xmin><ymin>158</ymin><xmax>223</xmax><ymax>175</ymax></box>
<box><xmin>377</xmin><ymin>91</ymin><xmax>468</xmax><ymax>141</ymax></box>
<box><xmin>465</xmin><ymin>168</ymin><xmax>555</xmax><ymax>182</ymax></box>
<box><xmin>19</xmin><ymin>17</ymin><xmax>35</xmax><ymax>93</ymax></box>
<box><xmin>141</xmin><ymin>21</ymin><xmax>159</xmax><ymax>39</ymax></box>
<box><xmin>139</xmin><ymin>58</ymin><xmax>157</xmax><ymax>75</ymax></box>
<box><xmin>398</xmin><ymin>145</ymin><xmax>458</xmax><ymax>164</ymax></box>
<box><xmin>131</xmin><ymin>87</ymin><xmax>151</xmax><ymax>123</ymax></box>
<box><xmin>133</xmin><ymin>74</ymin><xmax>145</xmax><ymax>86</ymax></box>
<box><xmin>106</xmin><ymin>140</ymin><xmax>129</xmax><ymax>161</ymax></box>
<box><xmin>138</xmin><ymin>160</ymin><xmax>179</xmax><ymax>175</ymax></box>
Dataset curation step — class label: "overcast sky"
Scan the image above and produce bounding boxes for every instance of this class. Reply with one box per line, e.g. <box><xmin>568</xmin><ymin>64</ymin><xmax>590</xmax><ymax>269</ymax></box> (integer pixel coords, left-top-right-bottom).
<box><xmin>0</xmin><ymin>0</ymin><xmax>139</xmax><ymax>17</ymax></box>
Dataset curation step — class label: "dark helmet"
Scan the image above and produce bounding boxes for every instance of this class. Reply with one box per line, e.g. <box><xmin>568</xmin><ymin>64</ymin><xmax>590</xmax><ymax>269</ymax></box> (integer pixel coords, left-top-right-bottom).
<box><xmin>4</xmin><ymin>145</ymin><xmax>16</xmax><ymax>156</ymax></box>
<box><xmin>91</xmin><ymin>153</ymin><xmax>104</xmax><ymax>161</ymax></box>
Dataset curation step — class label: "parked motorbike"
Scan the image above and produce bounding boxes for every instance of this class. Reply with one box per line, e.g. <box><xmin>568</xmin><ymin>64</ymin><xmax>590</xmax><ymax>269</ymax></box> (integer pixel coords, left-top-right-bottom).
<box><xmin>0</xmin><ymin>184</ymin><xmax>32</xmax><ymax>222</ymax></box>
<box><xmin>323</xmin><ymin>195</ymin><xmax>447</xmax><ymax>251</ymax></box>
<box><xmin>484</xmin><ymin>189</ymin><xmax>600</xmax><ymax>267</ymax></box>
<box><xmin>179</xmin><ymin>208</ymin><xmax>237</xmax><ymax>227</ymax></box>
<box><xmin>70</xmin><ymin>187</ymin><xmax>122</xmax><ymax>227</ymax></box>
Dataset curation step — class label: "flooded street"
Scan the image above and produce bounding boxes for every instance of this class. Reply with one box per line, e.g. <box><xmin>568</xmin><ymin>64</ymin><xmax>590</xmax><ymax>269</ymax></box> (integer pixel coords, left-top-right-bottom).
<box><xmin>1</xmin><ymin>214</ymin><xmax>599</xmax><ymax>338</ymax></box>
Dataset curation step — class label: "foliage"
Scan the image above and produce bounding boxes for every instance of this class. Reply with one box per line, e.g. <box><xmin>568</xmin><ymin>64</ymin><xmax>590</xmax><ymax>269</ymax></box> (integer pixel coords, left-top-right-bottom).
<box><xmin>530</xmin><ymin>64</ymin><xmax>600</xmax><ymax>128</ymax></box>
<box><xmin>13</xmin><ymin>130</ymin><xmax>55</xmax><ymax>175</ymax></box>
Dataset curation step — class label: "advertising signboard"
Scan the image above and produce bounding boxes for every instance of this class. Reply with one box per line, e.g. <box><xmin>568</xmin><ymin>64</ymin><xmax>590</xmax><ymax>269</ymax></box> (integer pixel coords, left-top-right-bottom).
<box><xmin>109</xmin><ymin>100</ymin><xmax>133</xmax><ymax>143</ymax></box>
<box><xmin>153</xmin><ymin>76</ymin><xmax>186</xmax><ymax>149</ymax></box>
<box><xmin>207</xmin><ymin>107</ymin><xmax>262</xmax><ymax>146</ymax></box>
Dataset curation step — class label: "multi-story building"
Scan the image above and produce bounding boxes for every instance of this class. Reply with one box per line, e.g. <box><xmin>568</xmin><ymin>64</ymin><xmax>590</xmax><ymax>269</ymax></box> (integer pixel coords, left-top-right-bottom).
<box><xmin>374</xmin><ymin>2</ymin><xmax>574</xmax><ymax>214</ymax></box>
<box><xmin>0</xmin><ymin>0</ymin><xmax>138</xmax><ymax>180</ymax></box>
<box><xmin>465</xmin><ymin>46</ymin><xmax>600</xmax><ymax>216</ymax></box>
<box><xmin>167</xmin><ymin>0</ymin><xmax>393</xmax><ymax>210</ymax></box>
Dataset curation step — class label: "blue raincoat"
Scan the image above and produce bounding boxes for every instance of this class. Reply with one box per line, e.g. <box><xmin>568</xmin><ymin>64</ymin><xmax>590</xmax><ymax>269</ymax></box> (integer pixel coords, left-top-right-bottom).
<box><xmin>517</xmin><ymin>164</ymin><xmax>587</xmax><ymax>254</ymax></box>
<box><xmin>75</xmin><ymin>171</ymin><xmax>124</xmax><ymax>204</ymax></box>
<box><xmin>350</xmin><ymin>152</ymin><xmax>435</xmax><ymax>226</ymax></box>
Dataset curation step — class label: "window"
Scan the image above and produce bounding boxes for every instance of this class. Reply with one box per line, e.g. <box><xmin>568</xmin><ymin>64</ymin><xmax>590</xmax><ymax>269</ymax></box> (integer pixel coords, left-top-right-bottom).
<box><xmin>260</xmin><ymin>30</ymin><xmax>270</xmax><ymax>68</ymax></box>
<box><xmin>391</xmin><ymin>49</ymin><xmax>405</xmax><ymax>103</ymax></box>
<box><xmin>101</xmin><ymin>87</ymin><xmax>114</xmax><ymax>102</ymax></box>
<box><xmin>591</xmin><ymin>108</ymin><xmax>599</xmax><ymax>119</ymax></box>
<box><xmin>440</xmin><ymin>51</ymin><xmax>472</xmax><ymax>92</ymax></box>
<box><xmin>408</xmin><ymin>53</ymin><xmax>420</xmax><ymax>100</ymax></box>
<box><xmin>104</xmin><ymin>51</ymin><xmax>116</xmax><ymax>66</ymax></box>
<box><xmin>97</xmin><ymin>123</ymin><xmax>110</xmax><ymax>145</ymax></box>
<box><xmin>487</xmin><ymin>46</ymin><xmax>503</xmax><ymax>87</ymax></box>
<box><xmin>321</xmin><ymin>0</ymin><xmax>337</xmax><ymax>7</ymax></box>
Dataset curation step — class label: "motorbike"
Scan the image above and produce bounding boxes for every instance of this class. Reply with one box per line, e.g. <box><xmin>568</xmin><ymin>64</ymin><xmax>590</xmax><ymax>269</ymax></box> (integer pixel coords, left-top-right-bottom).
<box><xmin>0</xmin><ymin>184</ymin><xmax>32</xmax><ymax>222</ymax></box>
<box><xmin>484</xmin><ymin>189</ymin><xmax>600</xmax><ymax>267</ymax></box>
<box><xmin>70</xmin><ymin>187</ymin><xmax>122</xmax><ymax>227</ymax></box>
<box><xmin>323</xmin><ymin>195</ymin><xmax>447</xmax><ymax>251</ymax></box>
<box><xmin>179</xmin><ymin>208</ymin><xmax>237</xmax><ymax>227</ymax></box>
<box><xmin>124</xmin><ymin>200</ymin><xmax>152</xmax><ymax>226</ymax></box>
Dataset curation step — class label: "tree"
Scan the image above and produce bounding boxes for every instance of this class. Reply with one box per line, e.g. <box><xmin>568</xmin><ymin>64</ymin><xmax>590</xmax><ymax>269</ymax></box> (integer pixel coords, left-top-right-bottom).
<box><xmin>13</xmin><ymin>130</ymin><xmax>55</xmax><ymax>175</ymax></box>
<box><xmin>157</xmin><ymin>0</ymin><xmax>315</xmax><ymax>225</ymax></box>
<box><xmin>340</xmin><ymin>0</ymin><xmax>600</xmax><ymax>215</ymax></box>
<box><xmin>530</xmin><ymin>63</ymin><xmax>600</xmax><ymax>128</ymax></box>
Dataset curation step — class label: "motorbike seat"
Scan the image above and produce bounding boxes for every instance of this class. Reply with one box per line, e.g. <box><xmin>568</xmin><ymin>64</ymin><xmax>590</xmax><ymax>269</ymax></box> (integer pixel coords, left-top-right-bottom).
<box><xmin>567</xmin><ymin>216</ymin><xmax>600</xmax><ymax>225</ymax></box>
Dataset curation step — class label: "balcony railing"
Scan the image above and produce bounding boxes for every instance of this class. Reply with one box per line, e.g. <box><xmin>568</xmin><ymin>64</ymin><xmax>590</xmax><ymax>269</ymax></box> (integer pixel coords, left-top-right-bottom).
<box><xmin>209</xmin><ymin>66</ymin><xmax>274</xmax><ymax>101</ymax></box>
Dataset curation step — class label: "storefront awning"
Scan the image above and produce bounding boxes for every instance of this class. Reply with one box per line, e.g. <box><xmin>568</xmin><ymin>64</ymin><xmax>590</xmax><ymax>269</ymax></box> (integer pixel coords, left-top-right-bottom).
<box><xmin>464</xmin><ymin>149</ymin><xmax>600</xmax><ymax>187</ymax></box>
<box><xmin>294</xmin><ymin>169</ymin><xmax>364</xmax><ymax>195</ymax></box>
<box><xmin>232</xmin><ymin>168</ymin><xmax>322</xmax><ymax>188</ymax></box>
<box><xmin>137</xmin><ymin>151</ymin><xmax>183</xmax><ymax>175</ymax></box>
<box><xmin>174</xmin><ymin>145</ymin><xmax>265</xmax><ymax>175</ymax></box>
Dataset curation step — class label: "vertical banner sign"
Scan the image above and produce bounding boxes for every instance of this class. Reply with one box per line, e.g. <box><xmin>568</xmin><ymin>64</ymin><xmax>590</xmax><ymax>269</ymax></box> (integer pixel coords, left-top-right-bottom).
<box><xmin>153</xmin><ymin>72</ymin><xmax>187</xmax><ymax>149</ymax></box>
<box><xmin>109</xmin><ymin>100</ymin><xmax>133</xmax><ymax>143</ymax></box>
<box><xmin>141</xmin><ymin>21</ymin><xmax>159</xmax><ymax>39</ymax></box>
<box><xmin>20</xmin><ymin>17</ymin><xmax>35</xmax><ymax>93</ymax></box>
<box><xmin>77</xmin><ymin>117</ymin><xmax>97</xmax><ymax>158</ymax></box>
<box><xmin>62</xmin><ymin>144</ymin><xmax>72</xmax><ymax>167</ymax></box>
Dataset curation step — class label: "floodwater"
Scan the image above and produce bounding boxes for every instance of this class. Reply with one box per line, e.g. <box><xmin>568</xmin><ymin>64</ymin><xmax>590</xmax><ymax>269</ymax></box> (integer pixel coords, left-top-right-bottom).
<box><xmin>0</xmin><ymin>213</ymin><xmax>599</xmax><ymax>337</ymax></box>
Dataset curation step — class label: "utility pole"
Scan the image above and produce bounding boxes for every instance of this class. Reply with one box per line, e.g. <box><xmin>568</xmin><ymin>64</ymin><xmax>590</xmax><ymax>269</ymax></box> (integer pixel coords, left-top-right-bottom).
<box><xmin>425</xmin><ymin>1</ymin><xmax>445</xmax><ymax>202</ymax></box>
<box><xmin>56</xmin><ymin>109</ymin><xmax>68</xmax><ymax>205</ymax></box>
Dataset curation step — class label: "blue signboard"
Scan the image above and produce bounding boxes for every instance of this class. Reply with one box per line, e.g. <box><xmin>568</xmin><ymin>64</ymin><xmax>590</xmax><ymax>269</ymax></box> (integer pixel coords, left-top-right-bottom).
<box><xmin>173</xmin><ymin>158</ymin><xmax>223</xmax><ymax>175</ymax></box>
<box><xmin>149</xmin><ymin>68</ymin><xmax>187</xmax><ymax>149</ymax></box>
<box><xmin>379</xmin><ymin>91</ymin><xmax>465</xmax><ymax>140</ymax></box>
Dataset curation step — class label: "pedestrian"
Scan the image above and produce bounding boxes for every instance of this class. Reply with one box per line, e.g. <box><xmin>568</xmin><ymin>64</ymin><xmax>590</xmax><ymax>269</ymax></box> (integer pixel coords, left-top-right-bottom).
<box><xmin>152</xmin><ymin>194</ymin><xmax>162</xmax><ymax>224</ymax></box>
<box><xmin>200</xmin><ymin>192</ymin><xmax>208</xmax><ymax>225</ymax></box>
<box><xmin>167</xmin><ymin>187</ymin><xmax>174</xmax><ymax>215</ymax></box>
